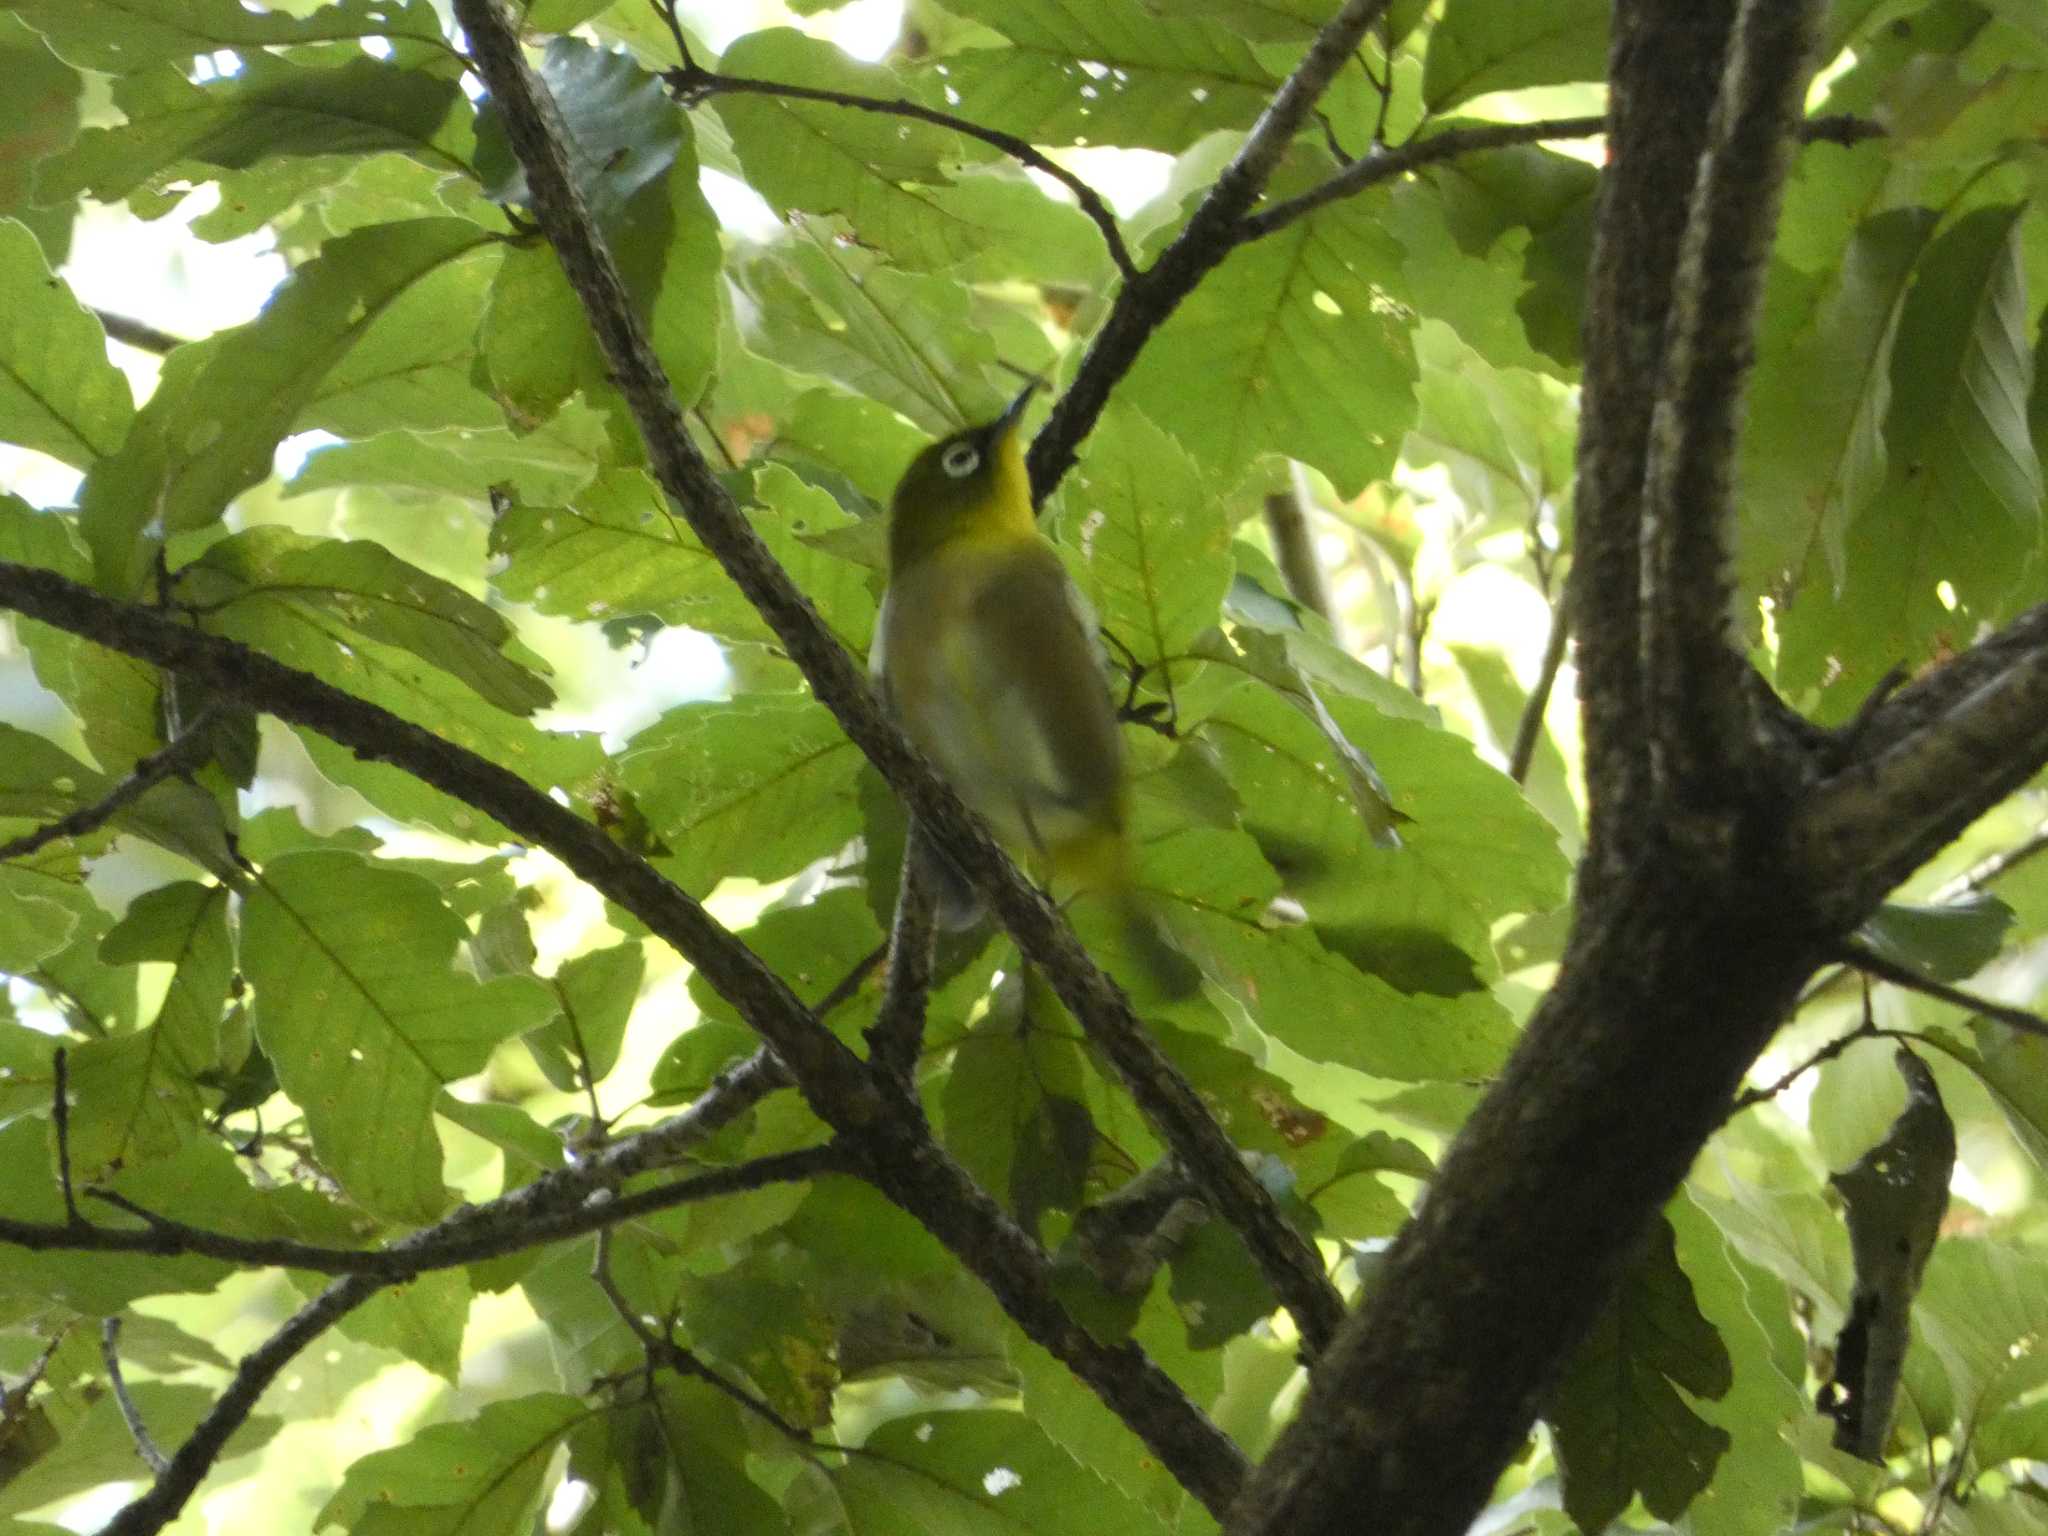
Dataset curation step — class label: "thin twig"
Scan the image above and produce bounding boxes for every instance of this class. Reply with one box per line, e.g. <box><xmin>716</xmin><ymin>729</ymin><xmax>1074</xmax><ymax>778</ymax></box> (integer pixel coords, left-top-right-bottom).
<box><xmin>595</xmin><ymin>1229</ymin><xmax>817</xmax><ymax>1445</ymax></box>
<box><xmin>52</xmin><ymin>1048</ymin><xmax>79</xmax><ymax>1224</ymax></box>
<box><xmin>1238</xmin><ymin>115</ymin><xmax>1607</xmax><ymax>243</ymax></box>
<box><xmin>814</xmin><ymin>941</ymin><xmax>890</xmax><ymax>1019</ymax></box>
<box><xmin>101</xmin><ymin>1317</ymin><xmax>171</xmax><ymax>1475</ymax></box>
<box><xmin>1835</xmin><ymin>939</ymin><xmax>2048</xmax><ymax>1041</ymax></box>
<box><xmin>0</xmin><ymin>714</ymin><xmax>217</xmax><ymax>864</ymax></box>
<box><xmin>1028</xmin><ymin>0</ymin><xmax>1396</xmax><ymax>504</ymax></box>
<box><xmin>94</xmin><ymin>310</ymin><xmax>189</xmax><ymax>355</ymax></box>
<box><xmin>665</xmin><ymin>63</ymin><xmax>1137</xmax><ymax>281</ymax></box>
<box><xmin>101</xmin><ymin>1274</ymin><xmax>384</xmax><ymax>1536</ymax></box>
<box><xmin>1508</xmin><ymin>604</ymin><xmax>1571</xmax><ymax>785</ymax></box>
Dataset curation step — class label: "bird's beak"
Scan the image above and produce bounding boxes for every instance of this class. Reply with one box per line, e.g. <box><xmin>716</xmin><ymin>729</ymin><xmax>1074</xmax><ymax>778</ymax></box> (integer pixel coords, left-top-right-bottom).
<box><xmin>994</xmin><ymin>379</ymin><xmax>1040</xmax><ymax>438</ymax></box>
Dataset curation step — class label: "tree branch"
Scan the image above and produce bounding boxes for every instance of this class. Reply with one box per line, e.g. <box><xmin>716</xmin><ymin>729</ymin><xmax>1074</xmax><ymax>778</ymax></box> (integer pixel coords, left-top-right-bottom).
<box><xmin>865</xmin><ymin>835</ymin><xmax>937</xmax><ymax>1086</ymax></box>
<box><xmin>0</xmin><ymin>710</ymin><xmax>217</xmax><ymax>864</ymax></box>
<box><xmin>449</xmin><ymin>0</ymin><xmax>1341</xmax><ymax>1362</ymax></box>
<box><xmin>1026</xmin><ymin>0</ymin><xmax>1393</xmax><ymax>502</ymax></box>
<box><xmin>101</xmin><ymin>1272</ymin><xmax>385</xmax><ymax>1536</ymax></box>
<box><xmin>1639</xmin><ymin>0</ymin><xmax>1826</xmax><ymax>801</ymax></box>
<box><xmin>666</xmin><ymin>62</ymin><xmax>1137</xmax><ymax>281</ymax></box>
<box><xmin>1835</xmin><ymin>939</ymin><xmax>2048</xmax><ymax>1041</ymax></box>
<box><xmin>1564</xmin><ymin>0</ymin><xmax>1742</xmax><ymax>886</ymax></box>
<box><xmin>0</xmin><ymin>558</ymin><xmax>1247</xmax><ymax>1518</ymax></box>
<box><xmin>1</xmin><ymin>1056</ymin><xmax>809</xmax><ymax>1274</ymax></box>
<box><xmin>1796</xmin><ymin>605</ymin><xmax>2048</xmax><ymax>924</ymax></box>
<box><xmin>93</xmin><ymin>309</ymin><xmax>189</xmax><ymax>355</ymax></box>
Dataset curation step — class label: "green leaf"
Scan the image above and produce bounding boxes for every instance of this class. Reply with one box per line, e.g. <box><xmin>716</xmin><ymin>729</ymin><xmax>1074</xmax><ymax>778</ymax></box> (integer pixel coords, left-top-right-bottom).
<box><xmin>79</xmin><ymin>217</ymin><xmax>496</xmax><ymax>592</ymax></box>
<box><xmin>36</xmin><ymin>54</ymin><xmax>470</xmax><ymax>212</ymax></box>
<box><xmin>1053</xmin><ymin>403</ymin><xmax>1232</xmax><ymax>675</ymax></box>
<box><xmin>0</xmin><ymin>218</ymin><xmax>132</xmax><ymax>466</ymax></box>
<box><xmin>1403</xmin><ymin>320</ymin><xmax>1576</xmax><ymax>537</ymax></box>
<box><xmin>0</xmin><ymin>1378</ymin><xmax>274</xmax><ymax>1521</ymax></box>
<box><xmin>287</xmin><ymin>411</ymin><xmax>606</xmax><ymax>505</ymax></box>
<box><xmin>614</xmin><ymin>694</ymin><xmax>863</xmax><ymax>896</ymax></box>
<box><xmin>927</xmin><ymin>0</ymin><xmax>1281</xmax><ymax>151</ymax></box>
<box><xmin>1915</xmin><ymin>1237</ymin><xmax>2048</xmax><ymax>1430</ymax></box>
<box><xmin>1167</xmin><ymin>1219</ymin><xmax>1273</xmax><ymax>1349</ymax></box>
<box><xmin>1740</xmin><ymin>210</ymin><xmax>1936</xmax><ymax>602</ymax></box>
<box><xmin>3</xmin><ymin>0</ymin><xmax>446</xmax><ymax>73</ymax></box>
<box><xmin>1429</xmin><ymin>141</ymin><xmax>1597</xmax><ymax>369</ymax></box>
<box><xmin>1546</xmin><ymin>1212</ymin><xmax>1735</xmax><ymax>1532</ymax></box>
<box><xmin>182</xmin><ymin>526</ymin><xmax>554</xmax><ymax>715</ymax></box>
<box><xmin>1423</xmin><ymin>0</ymin><xmax>1609</xmax><ymax>112</ymax></box>
<box><xmin>1123</xmin><ymin>171</ymin><xmax>1418</xmax><ymax>498</ymax></box>
<box><xmin>317</xmin><ymin>1393</ymin><xmax>587</xmax><ymax>1532</ymax></box>
<box><xmin>1778</xmin><ymin>204</ymin><xmax>2045</xmax><ymax>717</ymax></box>
<box><xmin>734</xmin><ymin>224</ymin><xmax>1004</xmax><ymax>435</ymax></box>
<box><xmin>527</xmin><ymin>939</ymin><xmax>643</xmax><ymax>1090</ymax></box>
<box><xmin>686</xmin><ymin>888</ymin><xmax>885</xmax><ymax>1038</ymax></box>
<box><xmin>717</xmin><ymin>30</ymin><xmax>984</xmax><ymax>270</ymax></box>
<box><xmin>0</xmin><ymin>1121</ymin><xmax>230</xmax><ymax>1314</ymax></box>
<box><xmin>1112</xmin><ymin>827</ymin><xmax>1520</xmax><ymax>1080</ymax></box>
<box><xmin>0</xmin><ymin>15</ymin><xmax>82</xmax><ymax>258</ymax></box>
<box><xmin>241</xmin><ymin>850</ymin><xmax>554</xmax><ymax>1221</ymax></box>
<box><xmin>333</xmin><ymin>1268</ymin><xmax>472</xmax><ymax>1383</ymax></box>
<box><xmin>837</xmin><ymin>1408</ymin><xmax>1174</xmax><ymax>1535</ymax></box>
<box><xmin>477</xmin><ymin>41</ymin><xmax>719</xmax><ymax>427</ymax></box>
<box><xmin>1668</xmin><ymin>1194</ymin><xmax>1806</xmax><ymax>1536</ymax></box>
<box><xmin>942</xmin><ymin>979</ymin><xmax>1093</xmax><ymax>1235</ymax></box>
<box><xmin>1855</xmin><ymin>892</ymin><xmax>2015</xmax><ymax>982</ymax></box>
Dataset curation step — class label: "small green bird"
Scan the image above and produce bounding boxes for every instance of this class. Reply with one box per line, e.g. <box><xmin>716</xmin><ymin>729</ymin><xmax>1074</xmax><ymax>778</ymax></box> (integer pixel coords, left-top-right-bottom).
<box><xmin>872</xmin><ymin>384</ymin><xmax>1129</xmax><ymax>926</ymax></box>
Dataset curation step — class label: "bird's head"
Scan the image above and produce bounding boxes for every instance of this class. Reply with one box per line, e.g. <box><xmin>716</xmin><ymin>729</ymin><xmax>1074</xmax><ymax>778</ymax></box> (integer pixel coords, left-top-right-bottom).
<box><xmin>887</xmin><ymin>382</ymin><xmax>1039</xmax><ymax>571</ymax></box>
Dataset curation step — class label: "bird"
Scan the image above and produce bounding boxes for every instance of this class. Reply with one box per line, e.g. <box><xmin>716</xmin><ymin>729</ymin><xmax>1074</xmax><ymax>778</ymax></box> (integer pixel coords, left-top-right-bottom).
<box><xmin>871</xmin><ymin>383</ymin><xmax>1130</xmax><ymax>929</ymax></box>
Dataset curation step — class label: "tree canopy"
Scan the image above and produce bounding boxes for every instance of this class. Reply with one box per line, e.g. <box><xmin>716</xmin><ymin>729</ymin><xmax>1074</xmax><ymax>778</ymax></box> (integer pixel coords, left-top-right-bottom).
<box><xmin>1</xmin><ymin>0</ymin><xmax>2047</xmax><ymax>1533</ymax></box>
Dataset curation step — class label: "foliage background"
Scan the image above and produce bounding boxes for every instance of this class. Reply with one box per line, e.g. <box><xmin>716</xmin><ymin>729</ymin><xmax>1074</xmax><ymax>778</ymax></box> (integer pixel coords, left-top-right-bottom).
<box><xmin>0</xmin><ymin>0</ymin><xmax>2046</xmax><ymax>1532</ymax></box>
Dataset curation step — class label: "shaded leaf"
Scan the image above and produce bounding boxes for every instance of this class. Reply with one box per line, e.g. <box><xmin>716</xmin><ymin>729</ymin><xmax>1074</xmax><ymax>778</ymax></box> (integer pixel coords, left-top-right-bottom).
<box><xmin>0</xmin><ymin>218</ymin><xmax>131</xmax><ymax>467</ymax></box>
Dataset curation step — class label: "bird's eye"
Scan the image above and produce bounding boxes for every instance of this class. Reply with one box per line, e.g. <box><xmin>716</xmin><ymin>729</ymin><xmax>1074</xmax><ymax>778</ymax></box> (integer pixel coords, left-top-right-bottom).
<box><xmin>940</xmin><ymin>442</ymin><xmax>981</xmax><ymax>479</ymax></box>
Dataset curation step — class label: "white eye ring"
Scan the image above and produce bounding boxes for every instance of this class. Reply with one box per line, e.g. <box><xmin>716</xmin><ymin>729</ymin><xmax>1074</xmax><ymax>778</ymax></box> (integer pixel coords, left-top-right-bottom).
<box><xmin>940</xmin><ymin>442</ymin><xmax>981</xmax><ymax>478</ymax></box>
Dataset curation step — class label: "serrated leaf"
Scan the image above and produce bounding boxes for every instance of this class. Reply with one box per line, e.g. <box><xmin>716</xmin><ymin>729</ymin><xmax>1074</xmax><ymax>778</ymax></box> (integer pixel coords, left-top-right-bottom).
<box><xmin>1103</xmin><ymin>827</ymin><xmax>1520</xmax><ymax>1080</ymax></box>
<box><xmin>717</xmin><ymin>29</ymin><xmax>987</xmax><ymax>270</ymax></box>
<box><xmin>317</xmin><ymin>1393</ymin><xmax>586</xmax><ymax>1531</ymax></box>
<box><xmin>1430</xmin><ymin>141</ymin><xmax>1597</xmax><ymax>369</ymax></box>
<box><xmin>287</xmin><ymin>411</ymin><xmax>605</xmax><ymax>505</ymax></box>
<box><xmin>1778</xmin><ymin>204</ymin><xmax>2045</xmax><ymax>717</ymax></box>
<box><xmin>0</xmin><ymin>218</ymin><xmax>132</xmax><ymax>467</ymax></box>
<box><xmin>1423</xmin><ymin>0</ymin><xmax>1609</xmax><ymax>112</ymax></box>
<box><xmin>1547</xmin><ymin>1213</ymin><xmax>1735</xmax><ymax>1531</ymax></box>
<box><xmin>333</xmin><ymin>1268</ymin><xmax>471</xmax><ymax>1383</ymax></box>
<box><xmin>735</xmin><ymin>224</ymin><xmax>1004</xmax><ymax>435</ymax></box>
<box><xmin>3</xmin><ymin>0</ymin><xmax>446</xmax><ymax>73</ymax></box>
<box><xmin>614</xmin><ymin>694</ymin><xmax>863</xmax><ymax>896</ymax></box>
<box><xmin>927</xmin><ymin>0</ymin><xmax>1281</xmax><ymax>151</ymax></box>
<box><xmin>1123</xmin><ymin>171</ymin><xmax>1418</xmax><ymax>498</ymax></box>
<box><xmin>241</xmin><ymin>850</ymin><xmax>554</xmax><ymax>1221</ymax></box>
<box><xmin>942</xmin><ymin>978</ymin><xmax>1092</xmax><ymax>1236</ymax></box>
<box><xmin>1054</xmin><ymin>404</ymin><xmax>1231</xmax><ymax>676</ymax></box>
<box><xmin>182</xmin><ymin>526</ymin><xmax>554</xmax><ymax>715</ymax></box>
<box><xmin>1741</xmin><ymin>210</ymin><xmax>1935</xmax><ymax>602</ymax></box>
<box><xmin>0</xmin><ymin>14</ymin><xmax>82</xmax><ymax>257</ymax></box>
<box><xmin>1669</xmin><ymin>1194</ymin><xmax>1806</xmax><ymax>1536</ymax></box>
<box><xmin>78</xmin><ymin>217</ymin><xmax>495</xmax><ymax>592</ymax></box>
<box><xmin>685</xmin><ymin>888</ymin><xmax>885</xmax><ymax>1040</ymax></box>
